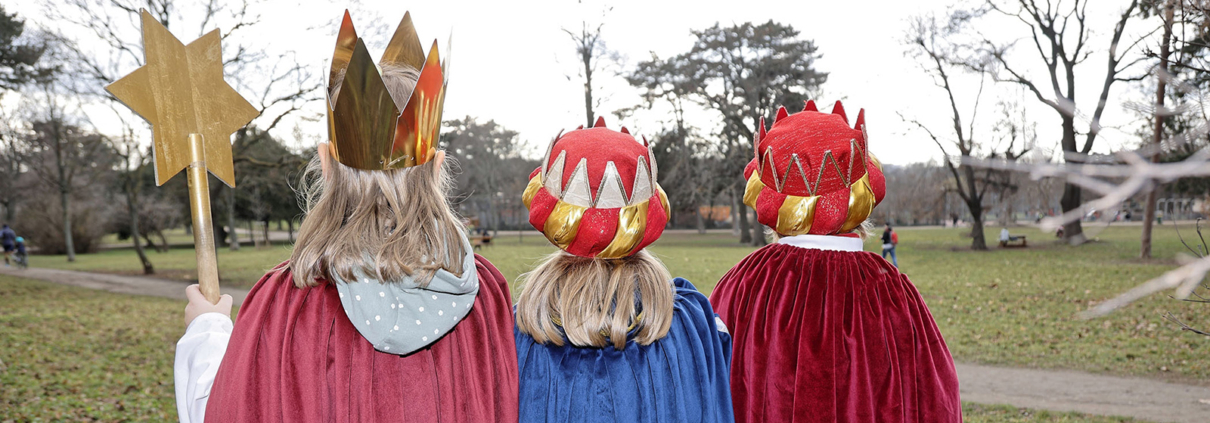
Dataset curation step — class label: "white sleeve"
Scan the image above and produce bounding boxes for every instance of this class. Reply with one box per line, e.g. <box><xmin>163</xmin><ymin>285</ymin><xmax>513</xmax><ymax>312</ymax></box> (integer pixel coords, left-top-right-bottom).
<box><xmin>174</xmin><ymin>312</ymin><xmax>233</xmax><ymax>423</ymax></box>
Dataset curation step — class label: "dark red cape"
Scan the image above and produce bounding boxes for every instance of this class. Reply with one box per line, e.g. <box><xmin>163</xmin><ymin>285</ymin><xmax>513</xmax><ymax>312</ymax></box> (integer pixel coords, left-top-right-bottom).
<box><xmin>710</xmin><ymin>245</ymin><xmax>960</xmax><ymax>423</ymax></box>
<box><xmin>204</xmin><ymin>256</ymin><xmax>519</xmax><ymax>422</ymax></box>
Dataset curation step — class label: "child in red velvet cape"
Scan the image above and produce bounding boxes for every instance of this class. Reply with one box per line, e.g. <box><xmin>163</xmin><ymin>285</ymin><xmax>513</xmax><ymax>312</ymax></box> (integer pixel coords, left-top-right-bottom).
<box><xmin>711</xmin><ymin>101</ymin><xmax>961</xmax><ymax>423</ymax></box>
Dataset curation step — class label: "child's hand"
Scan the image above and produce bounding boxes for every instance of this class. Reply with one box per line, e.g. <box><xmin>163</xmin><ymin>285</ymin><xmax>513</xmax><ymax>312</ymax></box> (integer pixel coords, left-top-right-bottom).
<box><xmin>184</xmin><ymin>284</ymin><xmax>233</xmax><ymax>327</ymax></box>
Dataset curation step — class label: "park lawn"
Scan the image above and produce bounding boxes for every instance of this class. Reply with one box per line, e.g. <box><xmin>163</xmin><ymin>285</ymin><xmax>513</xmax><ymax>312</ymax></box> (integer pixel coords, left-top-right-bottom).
<box><xmin>962</xmin><ymin>403</ymin><xmax>1140</xmax><ymax>422</ymax></box>
<box><xmin>32</xmin><ymin>242</ymin><xmax>294</xmax><ymax>288</ymax></box>
<box><xmin>0</xmin><ymin>274</ymin><xmax>1150</xmax><ymax>422</ymax></box>
<box><xmin>888</xmin><ymin>224</ymin><xmax>1208</xmax><ymax>384</ymax></box>
<box><xmin>25</xmin><ymin>224</ymin><xmax>1210</xmax><ymax>384</ymax></box>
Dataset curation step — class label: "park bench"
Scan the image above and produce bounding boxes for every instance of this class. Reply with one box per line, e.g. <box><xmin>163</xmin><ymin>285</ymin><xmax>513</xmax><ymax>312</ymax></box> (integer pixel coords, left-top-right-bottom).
<box><xmin>471</xmin><ymin>235</ymin><xmax>493</xmax><ymax>250</ymax></box>
<box><xmin>999</xmin><ymin>235</ymin><xmax>1027</xmax><ymax>248</ymax></box>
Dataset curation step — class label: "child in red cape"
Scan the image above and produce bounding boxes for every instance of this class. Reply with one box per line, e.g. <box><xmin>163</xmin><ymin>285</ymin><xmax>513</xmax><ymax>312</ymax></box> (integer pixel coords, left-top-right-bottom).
<box><xmin>711</xmin><ymin>101</ymin><xmax>961</xmax><ymax>423</ymax></box>
<box><xmin>172</xmin><ymin>11</ymin><xmax>518</xmax><ymax>423</ymax></box>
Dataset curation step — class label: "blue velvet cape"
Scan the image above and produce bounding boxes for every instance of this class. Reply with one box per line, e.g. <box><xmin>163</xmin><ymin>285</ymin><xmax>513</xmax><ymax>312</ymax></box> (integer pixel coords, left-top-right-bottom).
<box><xmin>515</xmin><ymin>278</ymin><xmax>734</xmax><ymax>423</ymax></box>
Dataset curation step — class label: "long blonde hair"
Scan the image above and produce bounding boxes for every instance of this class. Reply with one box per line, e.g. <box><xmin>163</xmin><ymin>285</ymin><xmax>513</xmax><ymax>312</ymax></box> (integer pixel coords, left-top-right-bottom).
<box><xmin>290</xmin><ymin>64</ymin><xmax>464</xmax><ymax>288</ymax></box>
<box><xmin>515</xmin><ymin>250</ymin><xmax>675</xmax><ymax>350</ymax></box>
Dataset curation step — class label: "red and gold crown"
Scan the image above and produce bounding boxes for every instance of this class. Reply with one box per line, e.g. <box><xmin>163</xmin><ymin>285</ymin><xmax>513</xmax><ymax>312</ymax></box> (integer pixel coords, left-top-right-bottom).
<box><xmin>743</xmin><ymin>100</ymin><xmax>886</xmax><ymax>236</ymax></box>
<box><xmin>326</xmin><ymin>11</ymin><xmax>448</xmax><ymax>170</ymax></box>
<box><xmin>523</xmin><ymin>118</ymin><xmax>670</xmax><ymax>259</ymax></box>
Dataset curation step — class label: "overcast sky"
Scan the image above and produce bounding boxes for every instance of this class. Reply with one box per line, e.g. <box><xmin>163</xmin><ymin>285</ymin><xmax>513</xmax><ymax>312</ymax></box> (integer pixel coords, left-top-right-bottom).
<box><xmin>13</xmin><ymin>0</ymin><xmax>1162</xmax><ymax>166</ymax></box>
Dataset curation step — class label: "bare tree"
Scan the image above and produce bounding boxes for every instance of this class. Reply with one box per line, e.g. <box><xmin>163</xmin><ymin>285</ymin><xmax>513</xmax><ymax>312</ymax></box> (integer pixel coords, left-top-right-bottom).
<box><xmin>110</xmin><ymin>115</ymin><xmax>154</xmax><ymax>274</ymax></box>
<box><xmin>1142</xmin><ymin>0</ymin><xmax>1179</xmax><ymax>258</ymax></box>
<box><xmin>961</xmin><ymin>0</ymin><xmax>1147</xmax><ymax>245</ymax></box>
<box><xmin>563</xmin><ymin>20</ymin><xmax>614</xmax><ymax>128</ymax></box>
<box><xmin>24</xmin><ymin>82</ymin><xmax>110</xmax><ymax>261</ymax></box>
<box><xmin>47</xmin><ymin>0</ymin><xmax>324</xmax><ymax>252</ymax></box>
<box><xmin>905</xmin><ymin>14</ymin><xmax>1032</xmax><ymax>249</ymax></box>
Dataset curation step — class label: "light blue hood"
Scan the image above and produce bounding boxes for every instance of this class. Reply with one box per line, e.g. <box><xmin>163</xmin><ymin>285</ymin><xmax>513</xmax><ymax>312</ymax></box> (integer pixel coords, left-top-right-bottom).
<box><xmin>332</xmin><ymin>238</ymin><xmax>478</xmax><ymax>355</ymax></box>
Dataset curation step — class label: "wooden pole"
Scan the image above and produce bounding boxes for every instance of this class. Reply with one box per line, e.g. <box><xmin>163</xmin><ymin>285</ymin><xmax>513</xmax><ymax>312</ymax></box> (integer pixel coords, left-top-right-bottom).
<box><xmin>187</xmin><ymin>134</ymin><xmax>221</xmax><ymax>304</ymax></box>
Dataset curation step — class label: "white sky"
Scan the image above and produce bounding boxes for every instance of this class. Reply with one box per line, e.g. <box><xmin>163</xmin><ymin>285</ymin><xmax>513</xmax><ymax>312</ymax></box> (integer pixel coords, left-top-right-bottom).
<box><xmin>13</xmin><ymin>0</ymin><xmax>1163</xmax><ymax>166</ymax></box>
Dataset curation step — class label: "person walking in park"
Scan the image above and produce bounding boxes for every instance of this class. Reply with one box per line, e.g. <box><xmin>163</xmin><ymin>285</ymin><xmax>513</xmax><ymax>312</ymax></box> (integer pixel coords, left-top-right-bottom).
<box><xmin>882</xmin><ymin>222</ymin><xmax>899</xmax><ymax>267</ymax></box>
<box><xmin>711</xmin><ymin>101</ymin><xmax>961</xmax><ymax>423</ymax></box>
<box><xmin>1</xmin><ymin>224</ymin><xmax>17</xmax><ymax>266</ymax></box>
<box><xmin>514</xmin><ymin>118</ymin><xmax>734</xmax><ymax>422</ymax></box>
<box><xmin>173</xmin><ymin>12</ymin><xmax>518</xmax><ymax>422</ymax></box>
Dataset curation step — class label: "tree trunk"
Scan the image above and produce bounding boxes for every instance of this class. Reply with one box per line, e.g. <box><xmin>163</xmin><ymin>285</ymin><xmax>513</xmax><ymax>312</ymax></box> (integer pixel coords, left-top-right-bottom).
<box><xmin>1142</xmin><ymin>0</ymin><xmax>1175</xmax><ymax>259</ymax></box>
<box><xmin>60</xmin><ymin>189</ymin><xmax>75</xmax><ymax>261</ymax></box>
<box><xmin>1059</xmin><ymin>182</ymin><xmax>1086</xmax><ymax>245</ymax></box>
<box><xmin>695</xmin><ymin>203</ymin><xmax>706</xmax><ymax>234</ymax></box>
<box><xmin>730</xmin><ymin>194</ymin><xmax>740</xmax><ymax>236</ymax></box>
<box><xmin>2</xmin><ymin>201</ymin><xmax>13</xmax><ymax>224</ymax></box>
<box><xmin>287</xmin><ymin>219</ymin><xmax>294</xmax><ymax>243</ymax></box>
<box><xmin>969</xmin><ymin>199</ymin><xmax>988</xmax><ymax>250</ymax></box>
<box><xmin>736</xmin><ymin>186</ymin><xmax>752</xmax><ymax>244</ymax></box>
<box><xmin>1059</xmin><ymin>114</ymin><xmax>1086</xmax><ymax>245</ymax></box>
<box><xmin>751</xmin><ymin>223</ymin><xmax>767</xmax><ymax>246</ymax></box>
<box><xmin>262</xmin><ymin>218</ymin><xmax>270</xmax><ymax>247</ymax></box>
<box><xmin>157</xmin><ymin>230</ymin><xmax>170</xmax><ymax>253</ymax></box>
<box><xmin>583</xmin><ymin>53</ymin><xmax>594</xmax><ymax>127</ymax></box>
<box><xmin>227</xmin><ymin>186</ymin><xmax>240</xmax><ymax>251</ymax></box>
<box><xmin>126</xmin><ymin>189</ymin><xmax>154</xmax><ymax>274</ymax></box>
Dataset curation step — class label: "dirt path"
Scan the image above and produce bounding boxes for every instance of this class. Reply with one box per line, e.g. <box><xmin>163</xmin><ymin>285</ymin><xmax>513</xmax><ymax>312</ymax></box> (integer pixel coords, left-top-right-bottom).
<box><xmin>0</xmin><ymin>266</ymin><xmax>250</xmax><ymax>305</ymax></box>
<box><xmin>3</xmin><ymin>266</ymin><xmax>1207</xmax><ymax>421</ymax></box>
<box><xmin>957</xmin><ymin>363</ymin><xmax>1210</xmax><ymax>422</ymax></box>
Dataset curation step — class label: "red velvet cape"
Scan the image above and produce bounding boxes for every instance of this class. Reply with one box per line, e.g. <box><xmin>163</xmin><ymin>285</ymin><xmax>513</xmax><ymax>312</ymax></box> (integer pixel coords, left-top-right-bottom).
<box><xmin>204</xmin><ymin>256</ymin><xmax>519</xmax><ymax>422</ymax></box>
<box><xmin>710</xmin><ymin>244</ymin><xmax>961</xmax><ymax>423</ymax></box>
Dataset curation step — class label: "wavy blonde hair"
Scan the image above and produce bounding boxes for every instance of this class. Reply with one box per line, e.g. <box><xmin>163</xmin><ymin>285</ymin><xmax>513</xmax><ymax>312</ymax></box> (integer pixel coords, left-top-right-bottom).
<box><xmin>289</xmin><ymin>64</ymin><xmax>464</xmax><ymax>288</ymax></box>
<box><xmin>515</xmin><ymin>250</ymin><xmax>675</xmax><ymax>350</ymax></box>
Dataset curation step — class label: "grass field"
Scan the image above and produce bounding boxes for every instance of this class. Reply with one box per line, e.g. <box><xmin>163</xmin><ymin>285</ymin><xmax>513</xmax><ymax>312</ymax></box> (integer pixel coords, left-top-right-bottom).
<box><xmin>7</xmin><ymin>223</ymin><xmax>1207</xmax><ymax>420</ymax></box>
<box><xmin>29</xmin><ymin>224</ymin><xmax>1210</xmax><ymax>383</ymax></box>
<box><xmin>0</xmin><ymin>274</ymin><xmax>1145</xmax><ymax>422</ymax></box>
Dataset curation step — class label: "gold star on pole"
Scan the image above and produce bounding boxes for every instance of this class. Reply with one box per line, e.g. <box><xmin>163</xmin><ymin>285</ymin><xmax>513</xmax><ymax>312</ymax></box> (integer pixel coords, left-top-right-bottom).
<box><xmin>106</xmin><ymin>10</ymin><xmax>258</xmax><ymax>187</ymax></box>
<box><xmin>104</xmin><ymin>9</ymin><xmax>257</xmax><ymax>304</ymax></box>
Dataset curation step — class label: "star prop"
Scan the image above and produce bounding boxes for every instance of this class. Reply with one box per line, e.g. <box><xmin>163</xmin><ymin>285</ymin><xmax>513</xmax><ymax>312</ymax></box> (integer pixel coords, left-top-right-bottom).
<box><xmin>106</xmin><ymin>10</ymin><xmax>258</xmax><ymax>187</ymax></box>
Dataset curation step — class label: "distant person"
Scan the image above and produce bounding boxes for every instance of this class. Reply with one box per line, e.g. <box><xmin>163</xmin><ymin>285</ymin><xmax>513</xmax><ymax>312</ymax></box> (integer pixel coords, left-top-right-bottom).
<box><xmin>13</xmin><ymin>236</ymin><xmax>26</xmax><ymax>268</ymax></box>
<box><xmin>882</xmin><ymin>223</ymin><xmax>898</xmax><ymax>267</ymax></box>
<box><xmin>1</xmin><ymin>224</ymin><xmax>17</xmax><ymax>266</ymax></box>
<box><xmin>1000</xmin><ymin>227</ymin><xmax>1011</xmax><ymax>243</ymax></box>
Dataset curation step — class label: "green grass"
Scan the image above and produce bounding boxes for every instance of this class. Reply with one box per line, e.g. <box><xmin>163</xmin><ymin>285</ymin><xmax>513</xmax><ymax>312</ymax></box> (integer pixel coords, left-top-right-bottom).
<box><xmin>886</xmin><ymin>224</ymin><xmax>1208</xmax><ymax>384</ymax></box>
<box><xmin>0</xmin><ymin>274</ymin><xmax>1151</xmax><ymax>422</ymax></box>
<box><xmin>29</xmin><ymin>225</ymin><xmax>1210</xmax><ymax>383</ymax></box>
<box><xmin>0</xmin><ymin>274</ymin><xmax>181</xmax><ymax>421</ymax></box>
<box><xmin>962</xmin><ymin>403</ymin><xmax>1140</xmax><ymax>422</ymax></box>
<box><xmin>34</xmin><ymin>243</ymin><xmax>293</xmax><ymax>288</ymax></box>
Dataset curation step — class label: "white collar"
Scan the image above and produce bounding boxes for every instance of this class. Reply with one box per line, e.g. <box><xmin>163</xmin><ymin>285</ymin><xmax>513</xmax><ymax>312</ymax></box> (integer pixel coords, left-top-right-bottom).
<box><xmin>777</xmin><ymin>234</ymin><xmax>865</xmax><ymax>252</ymax></box>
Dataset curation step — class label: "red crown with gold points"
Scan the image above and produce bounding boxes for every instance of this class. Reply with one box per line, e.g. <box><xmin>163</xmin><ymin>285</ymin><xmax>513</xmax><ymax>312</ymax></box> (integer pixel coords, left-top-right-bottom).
<box><xmin>744</xmin><ymin>100</ymin><xmax>886</xmax><ymax>236</ymax></box>
<box><xmin>523</xmin><ymin>118</ymin><xmax>670</xmax><ymax>259</ymax></box>
<box><xmin>326</xmin><ymin>10</ymin><xmax>448</xmax><ymax>170</ymax></box>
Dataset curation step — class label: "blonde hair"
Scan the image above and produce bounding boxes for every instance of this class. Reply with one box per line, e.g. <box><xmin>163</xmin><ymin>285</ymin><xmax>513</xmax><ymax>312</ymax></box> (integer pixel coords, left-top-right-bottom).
<box><xmin>291</xmin><ymin>64</ymin><xmax>463</xmax><ymax>288</ymax></box>
<box><xmin>515</xmin><ymin>250</ymin><xmax>675</xmax><ymax>350</ymax></box>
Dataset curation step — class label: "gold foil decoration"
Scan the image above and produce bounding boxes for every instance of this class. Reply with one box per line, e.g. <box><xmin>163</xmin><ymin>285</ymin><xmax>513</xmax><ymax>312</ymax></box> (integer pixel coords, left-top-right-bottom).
<box><xmin>543</xmin><ymin>201</ymin><xmax>587</xmax><ymax>250</ymax></box>
<box><xmin>599</xmin><ymin>200</ymin><xmax>650</xmax><ymax>259</ymax></box>
<box><xmin>105</xmin><ymin>10</ymin><xmax>257</xmax><ymax>304</ymax></box>
<box><xmin>327</xmin><ymin>11</ymin><xmax>448</xmax><ymax>171</ymax></box>
<box><xmin>657</xmin><ymin>186</ymin><xmax>671</xmax><ymax>215</ymax></box>
<box><xmin>839</xmin><ymin>173</ymin><xmax>876</xmax><ymax>233</ymax></box>
<box><xmin>743</xmin><ymin>173</ymin><xmax>764</xmax><ymax>210</ymax></box>
<box><xmin>106</xmin><ymin>11</ymin><xmax>257</xmax><ymax>188</ymax></box>
<box><xmin>776</xmin><ymin>194</ymin><xmax>819</xmax><ymax>236</ymax></box>
<box><xmin>379</xmin><ymin>12</ymin><xmax>427</xmax><ymax>72</ymax></box>
<box><xmin>522</xmin><ymin>174</ymin><xmax>542</xmax><ymax>209</ymax></box>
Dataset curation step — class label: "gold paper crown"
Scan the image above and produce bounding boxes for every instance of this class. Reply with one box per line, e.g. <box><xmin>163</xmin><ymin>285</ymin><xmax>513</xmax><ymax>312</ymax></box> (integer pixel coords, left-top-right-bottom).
<box><xmin>326</xmin><ymin>11</ymin><xmax>448</xmax><ymax>170</ymax></box>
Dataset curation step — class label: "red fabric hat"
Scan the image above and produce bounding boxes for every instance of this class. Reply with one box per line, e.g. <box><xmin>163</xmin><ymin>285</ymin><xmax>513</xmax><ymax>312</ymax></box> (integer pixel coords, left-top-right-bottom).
<box><xmin>522</xmin><ymin>117</ymin><xmax>670</xmax><ymax>259</ymax></box>
<box><xmin>743</xmin><ymin>100</ymin><xmax>886</xmax><ymax>236</ymax></box>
